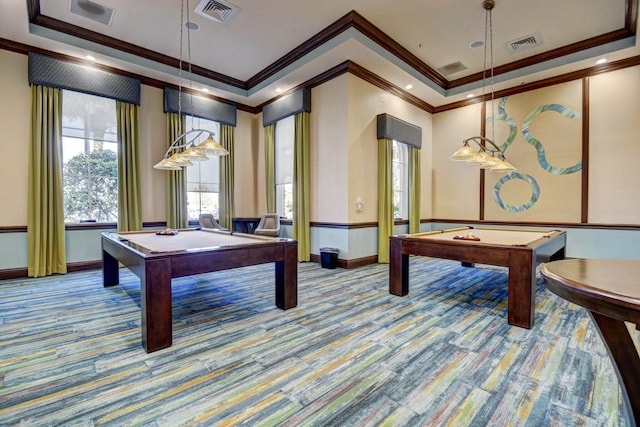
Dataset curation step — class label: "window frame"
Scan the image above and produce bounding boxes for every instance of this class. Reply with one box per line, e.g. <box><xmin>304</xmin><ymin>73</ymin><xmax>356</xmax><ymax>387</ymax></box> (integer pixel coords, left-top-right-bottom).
<box><xmin>392</xmin><ymin>140</ymin><xmax>409</xmax><ymax>220</ymax></box>
<box><xmin>275</xmin><ymin>115</ymin><xmax>294</xmax><ymax>219</ymax></box>
<box><xmin>61</xmin><ymin>89</ymin><xmax>118</xmax><ymax>225</ymax></box>
<box><xmin>184</xmin><ymin>116</ymin><xmax>221</xmax><ymax>221</ymax></box>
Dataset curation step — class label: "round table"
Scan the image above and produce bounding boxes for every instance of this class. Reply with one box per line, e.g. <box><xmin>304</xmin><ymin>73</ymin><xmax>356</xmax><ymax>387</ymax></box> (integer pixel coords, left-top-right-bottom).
<box><xmin>541</xmin><ymin>259</ymin><xmax>640</xmax><ymax>426</ymax></box>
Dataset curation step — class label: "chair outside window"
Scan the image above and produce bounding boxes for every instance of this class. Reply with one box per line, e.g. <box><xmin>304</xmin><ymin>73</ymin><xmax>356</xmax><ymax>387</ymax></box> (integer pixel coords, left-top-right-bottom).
<box><xmin>199</xmin><ymin>214</ymin><xmax>228</xmax><ymax>231</ymax></box>
<box><xmin>254</xmin><ymin>214</ymin><xmax>280</xmax><ymax>237</ymax></box>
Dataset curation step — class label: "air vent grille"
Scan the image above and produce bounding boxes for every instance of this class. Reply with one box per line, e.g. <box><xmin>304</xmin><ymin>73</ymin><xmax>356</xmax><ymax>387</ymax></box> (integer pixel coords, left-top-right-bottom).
<box><xmin>505</xmin><ymin>32</ymin><xmax>544</xmax><ymax>54</ymax></box>
<box><xmin>436</xmin><ymin>61</ymin><xmax>468</xmax><ymax>76</ymax></box>
<box><xmin>69</xmin><ymin>0</ymin><xmax>115</xmax><ymax>26</ymax></box>
<box><xmin>194</xmin><ymin>0</ymin><xmax>241</xmax><ymax>25</ymax></box>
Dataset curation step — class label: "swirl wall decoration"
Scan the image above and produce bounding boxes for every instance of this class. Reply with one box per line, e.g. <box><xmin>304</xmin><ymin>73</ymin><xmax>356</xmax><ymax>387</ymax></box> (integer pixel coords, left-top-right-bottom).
<box><xmin>490</xmin><ymin>98</ymin><xmax>582</xmax><ymax>212</ymax></box>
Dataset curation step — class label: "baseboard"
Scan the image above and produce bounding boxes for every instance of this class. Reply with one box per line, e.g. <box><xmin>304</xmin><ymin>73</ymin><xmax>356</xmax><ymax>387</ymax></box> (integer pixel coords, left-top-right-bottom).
<box><xmin>309</xmin><ymin>254</ymin><xmax>378</xmax><ymax>269</ymax></box>
<box><xmin>0</xmin><ymin>260</ymin><xmax>102</xmax><ymax>281</ymax></box>
<box><xmin>0</xmin><ymin>254</ymin><xmax>381</xmax><ymax>281</ymax></box>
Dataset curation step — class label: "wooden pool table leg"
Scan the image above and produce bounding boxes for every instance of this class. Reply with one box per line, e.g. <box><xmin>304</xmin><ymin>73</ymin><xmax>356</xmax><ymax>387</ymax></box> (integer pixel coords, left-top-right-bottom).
<box><xmin>141</xmin><ymin>259</ymin><xmax>172</xmax><ymax>353</ymax></box>
<box><xmin>507</xmin><ymin>251</ymin><xmax>535</xmax><ymax>329</ymax></box>
<box><xmin>102</xmin><ymin>249</ymin><xmax>119</xmax><ymax>287</ymax></box>
<box><xmin>275</xmin><ymin>243</ymin><xmax>298</xmax><ymax>309</ymax></box>
<box><xmin>588</xmin><ymin>311</ymin><xmax>640</xmax><ymax>426</ymax></box>
<box><xmin>389</xmin><ymin>239</ymin><xmax>409</xmax><ymax>296</ymax></box>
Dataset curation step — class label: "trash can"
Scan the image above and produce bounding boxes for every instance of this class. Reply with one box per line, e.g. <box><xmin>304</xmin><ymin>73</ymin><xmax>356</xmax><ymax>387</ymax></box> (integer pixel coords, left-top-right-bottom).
<box><xmin>319</xmin><ymin>247</ymin><xmax>339</xmax><ymax>269</ymax></box>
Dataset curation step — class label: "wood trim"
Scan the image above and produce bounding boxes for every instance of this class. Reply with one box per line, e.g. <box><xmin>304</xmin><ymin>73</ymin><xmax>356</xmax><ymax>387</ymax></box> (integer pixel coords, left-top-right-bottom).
<box><xmin>429</xmin><ymin>218</ymin><xmax>640</xmax><ymax>230</ymax></box>
<box><xmin>25</xmin><ymin>0</ymin><xmax>639</xmax><ymax>99</ymax></box>
<box><xmin>26</xmin><ymin>0</ymin><xmax>40</xmax><ymax>21</ymax></box>
<box><xmin>582</xmin><ymin>77</ymin><xmax>590</xmax><ymax>223</ymax></box>
<box><xmin>259</xmin><ymin>60</ymin><xmax>436</xmax><ymax>114</ymax></box>
<box><xmin>627</xmin><ymin>0</ymin><xmax>639</xmax><ymax>31</ymax></box>
<box><xmin>309</xmin><ymin>253</ymin><xmax>378</xmax><ymax>269</ymax></box>
<box><xmin>246</xmin><ymin>11</ymin><xmax>356</xmax><ymax>88</ymax></box>
<box><xmin>4</xmin><ymin>219</ymin><xmax>639</xmax><ymax>233</ymax></box>
<box><xmin>448</xmin><ymin>27</ymin><xmax>637</xmax><ymax>90</ymax></box>
<box><xmin>17</xmin><ymin>1</ymin><xmax>640</xmax><ymax>115</ymax></box>
<box><xmin>254</xmin><ymin>61</ymin><xmax>351</xmax><ymax>112</ymax></box>
<box><xmin>0</xmin><ymin>225</ymin><xmax>27</xmax><ymax>233</ymax></box>
<box><xmin>0</xmin><ymin>267</ymin><xmax>28</xmax><ymax>281</ymax></box>
<box><xmin>348</xmin><ymin>12</ymin><xmax>446</xmax><ymax>88</ymax></box>
<box><xmin>0</xmin><ymin>39</ymin><xmax>257</xmax><ymax>114</ymax></box>
<box><xmin>347</xmin><ymin>61</ymin><xmax>435</xmax><ymax>114</ymax></box>
<box><xmin>28</xmin><ymin>14</ymin><xmax>245</xmax><ymax>90</ymax></box>
<box><xmin>434</xmin><ymin>55</ymin><xmax>640</xmax><ymax>114</ymax></box>
<box><xmin>0</xmin><ymin>260</ymin><xmax>101</xmax><ymax>281</ymax></box>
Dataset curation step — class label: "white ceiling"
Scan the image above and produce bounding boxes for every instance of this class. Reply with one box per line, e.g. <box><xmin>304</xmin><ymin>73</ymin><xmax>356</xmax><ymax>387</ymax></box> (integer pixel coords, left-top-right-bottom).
<box><xmin>1</xmin><ymin>0</ymin><xmax>638</xmax><ymax>108</ymax></box>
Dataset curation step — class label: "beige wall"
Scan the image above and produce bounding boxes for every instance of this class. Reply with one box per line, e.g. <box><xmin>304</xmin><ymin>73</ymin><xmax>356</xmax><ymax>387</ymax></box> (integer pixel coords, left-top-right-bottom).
<box><xmin>345</xmin><ymin>75</ymin><xmax>433</xmax><ymax>223</ymax></box>
<box><xmin>138</xmin><ymin>85</ymin><xmax>167</xmax><ymax>222</ymax></box>
<box><xmin>3</xmin><ymin>46</ymin><xmax>640</xmax><ymax>231</ymax></box>
<box><xmin>233</xmin><ymin>110</ymin><xmax>261</xmax><ymax>217</ymax></box>
<box><xmin>431</xmin><ymin>70</ymin><xmax>640</xmax><ymax>226</ymax></box>
<box><xmin>589</xmin><ymin>65</ymin><xmax>640</xmax><ymax>224</ymax></box>
<box><xmin>0</xmin><ymin>50</ymin><xmax>30</xmax><ymax>226</ymax></box>
<box><xmin>432</xmin><ymin>103</ymin><xmax>482</xmax><ymax>220</ymax></box>
<box><xmin>310</xmin><ymin>75</ymin><xmax>350</xmax><ymax>223</ymax></box>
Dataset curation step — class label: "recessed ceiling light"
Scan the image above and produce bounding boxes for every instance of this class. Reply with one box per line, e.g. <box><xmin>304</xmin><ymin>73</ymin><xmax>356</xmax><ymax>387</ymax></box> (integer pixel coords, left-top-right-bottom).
<box><xmin>202</xmin><ymin>88</ymin><xmax>209</xmax><ymax>93</ymax></box>
<box><xmin>596</xmin><ymin>58</ymin><xmax>607</xmax><ymax>65</ymax></box>
<box><xmin>405</xmin><ymin>84</ymin><xmax>413</xmax><ymax>90</ymax></box>
<box><xmin>85</xmin><ymin>55</ymin><xmax>96</xmax><ymax>61</ymax></box>
<box><xmin>275</xmin><ymin>88</ymin><xmax>283</xmax><ymax>93</ymax></box>
<box><xmin>470</xmin><ymin>40</ymin><xmax>484</xmax><ymax>49</ymax></box>
<box><xmin>466</xmin><ymin>93</ymin><xmax>474</xmax><ymax>98</ymax></box>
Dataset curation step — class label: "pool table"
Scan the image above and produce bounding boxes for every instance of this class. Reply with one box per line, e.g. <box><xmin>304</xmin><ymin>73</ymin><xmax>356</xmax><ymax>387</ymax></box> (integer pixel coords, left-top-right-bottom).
<box><xmin>101</xmin><ymin>229</ymin><xmax>298</xmax><ymax>352</ymax></box>
<box><xmin>389</xmin><ymin>226</ymin><xmax>566</xmax><ymax>328</ymax></box>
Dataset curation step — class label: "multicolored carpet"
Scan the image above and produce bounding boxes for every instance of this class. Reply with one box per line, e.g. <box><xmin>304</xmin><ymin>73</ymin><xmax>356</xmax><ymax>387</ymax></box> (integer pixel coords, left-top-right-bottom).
<box><xmin>0</xmin><ymin>258</ymin><xmax>633</xmax><ymax>426</ymax></box>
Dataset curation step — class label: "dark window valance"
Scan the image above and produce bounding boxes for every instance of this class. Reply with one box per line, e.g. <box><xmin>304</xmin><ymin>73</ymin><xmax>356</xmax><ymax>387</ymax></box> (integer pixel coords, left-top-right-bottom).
<box><xmin>263</xmin><ymin>88</ymin><xmax>311</xmax><ymax>126</ymax></box>
<box><xmin>28</xmin><ymin>52</ymin><xmax>141</xmax><ymax>105</ymax></box>
<box><xmin>377</xmin><ymin>113</ymin><xmax>422</xmax><ymax>149</ymax></box>
<box><xmin>164</xmin><ymin>88</ymin><xmax>237</xmax><ymax>127</ymax></box>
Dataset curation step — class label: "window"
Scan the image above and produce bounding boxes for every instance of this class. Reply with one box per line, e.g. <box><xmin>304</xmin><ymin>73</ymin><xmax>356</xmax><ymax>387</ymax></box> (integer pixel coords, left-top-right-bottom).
<box><xmin>185</xmin><ymin>116</ymin><xmax>220</xmax><ymax>220</ymax></box>
<box><xmin>61</xmin><ymin>90</ymin><xmax>118</xmax><ymax>223</ymax></box>
<box><xmin>392</xmin><ymin>140</ymin><xmax>409</xmax><ymax>219</ymax></box>
<box><xmin>275</xmin><ymin>115</ymin><xmax>294</xmax><ymax>219</ymax></box>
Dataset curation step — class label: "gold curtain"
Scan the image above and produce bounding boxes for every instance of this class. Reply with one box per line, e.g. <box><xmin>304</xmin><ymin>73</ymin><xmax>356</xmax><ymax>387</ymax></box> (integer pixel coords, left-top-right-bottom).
<box><xmin>293</xmin><ymin>111</ymin><xmax>310</xmax><ymax>261</ymax></box>
<box><xmin>377</xmin><ymin>138</ymin><xmax>394</xmax><ymax>263</ymax></box>
<box><xmin>166</xmin><ymin>113</ymin><xmax>188</xmax><ymax>229</ymax></box>
<box><xmin>27</xmin><ymin>85</ymin><xmax>67</xmax><ymax>277</ymax></box>
<box><xmin>408</xmin><ymin>145</ymin><xmax>421</xmax><ymax>234</ymax></box>
<box><xmin>116</xmin><ymin>101</ymin><xmax>142</xmax><ymax>231</ymax></box>
<box><xmin>264</xmin><ymin>123</ymin><xmax>276</xmax><ymax>213</ymax></box>
<box><xmin>219</xmin><ymin>124</ymin><xmax>235</xmax><ymax>229</ymax></box>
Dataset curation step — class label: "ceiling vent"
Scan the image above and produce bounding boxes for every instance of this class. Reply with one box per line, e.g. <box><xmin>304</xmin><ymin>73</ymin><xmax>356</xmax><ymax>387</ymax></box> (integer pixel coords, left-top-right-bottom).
<box><xmin>194</xmin><ymin>0</ymin><xmax>242</xmax><ymax>25</ymax></box>
<box><xmin>437</xmin><ymin>61</ymin><xmax>468</xmax><ymax>76</ymax></box>
<box><xmin>505</xmin><ymin>32</ymin><xmax>544</xmax><ymax>54</ymax></box>
<box><xmin>69</xmin><ymin>0</ymin><xmax>115</xmax><ymax>26</ymax></box>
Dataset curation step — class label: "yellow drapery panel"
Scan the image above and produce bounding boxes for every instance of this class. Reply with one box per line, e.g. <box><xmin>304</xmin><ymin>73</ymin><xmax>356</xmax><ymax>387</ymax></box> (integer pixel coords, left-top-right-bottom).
<box><xmin>377</xmin><ymin>138</ymin><xmax>394</xmax><ymax>263</ymax></box>
<box><xmin>166</xmin><ymin>113</ymin><xmax>188</xmax><ymax>229</ymax></box>
<box><xmin>409</xmin><ymin>145</ymin><xmax>421</xmax><ymax>234</ymax></box>
<box><xmin>116</xmin><ymin>101</ymin><xmax>142</xmax><ymax>232</ymax></box>
<box><xmin>219</xmin><ymin>124</ymin><xmax>235</xmax><ymax>230</ymax></box>
<box><xmin>293</xmin><ymin>112</ymin><xmax>310</xmax><ymax>261</ymax></box>
<box><xmin>264</xmin><ymin>123</ymin><xmax>276</xmax><ymax>213</ymax></box>
<box><xmin>27</xmin><ymin>85</ymin><xmax>67</xmax><ymax>277</ymax></box>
